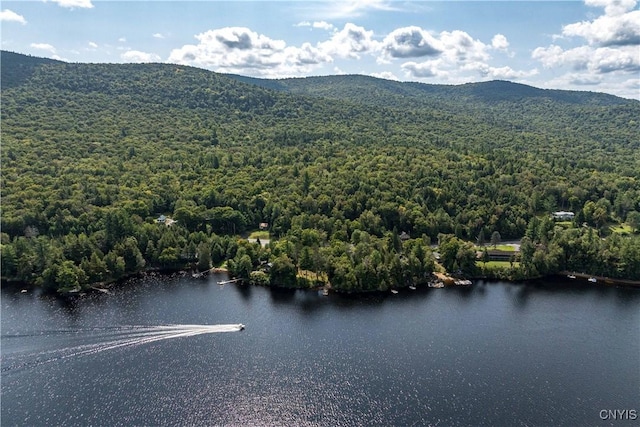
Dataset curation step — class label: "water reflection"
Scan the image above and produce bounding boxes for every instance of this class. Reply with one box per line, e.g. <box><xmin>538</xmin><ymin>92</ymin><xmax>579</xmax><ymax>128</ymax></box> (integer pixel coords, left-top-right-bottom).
<box><xmin>268</xmin><ymin>287</ymin><xmax>297</xmax><ymax>304</ymax></box>
<box><xmin>234</xmin><ymin>282</ymin><xmax>253</xmax><ymax>300</ymax></box>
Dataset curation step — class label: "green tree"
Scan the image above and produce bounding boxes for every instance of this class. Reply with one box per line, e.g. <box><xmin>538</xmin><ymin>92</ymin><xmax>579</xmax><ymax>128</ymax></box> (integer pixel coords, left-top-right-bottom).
<box><xmin>84</xmin><ymin>251</ymin><xmax>108</xmax><ymax>282</ymax></box>
<box><xmin>482</xmin><ymin>248</ymin><xmax>489</xmax><ymax>265</ymax></box>
<box><xmin>270</xmin><ymin>254</ymin><xmax>297</xmax><ymax>287</ymax></box>
<box><xmin>196</xmin><ymin>242</ymin><xmax>211</xmax><ymax>271</ymax></box>
<box><xmin>476</xmin><ymin>230</ymin><xmax>486</xmax><ymax>247</ymax></box>
<box><xmin>231</xmin><ymin>254</ymin><xmax>253</xmax><ymax>279</ymax></box>
<box><xmin>56</xmin><ymin>260</ymin><xmax>83</xmax><ymax>291</ymax></box>
<box><xmin>158</xmin><ymin>247</ymin><xmax>180</xmax><ymax>267</ymax></box>
<box><xmin>490</xmin><ymin>231</ymin><xmax>501</xmax><ymax>248</ymax></box>
<box><xmin>626</xmin><ymin>211</ymin><xmax>640</xmax><ymax>233</ymax></box>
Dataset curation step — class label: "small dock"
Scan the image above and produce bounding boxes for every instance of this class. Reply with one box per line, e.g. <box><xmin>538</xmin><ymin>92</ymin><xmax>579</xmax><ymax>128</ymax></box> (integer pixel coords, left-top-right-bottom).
<box><xmin>559</xmin><ymin>272</ymin><xmax>640</xmax><ymax>287</ymax></box>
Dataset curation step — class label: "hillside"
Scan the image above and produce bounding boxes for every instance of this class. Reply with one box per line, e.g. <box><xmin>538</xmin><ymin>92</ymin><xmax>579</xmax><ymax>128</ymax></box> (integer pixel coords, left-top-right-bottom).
<box><xmin>1</xmin><ymin>51</ymin><xmax>639</xmax><ymax>291</ymax></box>
<box><xmin>230</xmin><ymin>73</ymin><xmax>633</xmax><ymax>107</ymax></box>
<box><xmin>229</xmin><ymin>74</ymin><xmax>639</xmax><ymax>145</ymax></box>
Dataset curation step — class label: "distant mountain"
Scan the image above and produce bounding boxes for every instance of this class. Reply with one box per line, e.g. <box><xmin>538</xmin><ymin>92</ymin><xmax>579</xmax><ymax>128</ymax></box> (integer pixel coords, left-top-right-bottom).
<box><xmin>228</xmin><ymin>73</ymin><xmax>634</xmax><ymax>109</ymax></box>
<box><xmin>1</xmin><ymin>51</ymin><xmax>65</xmax><ymax>90</ymax></box>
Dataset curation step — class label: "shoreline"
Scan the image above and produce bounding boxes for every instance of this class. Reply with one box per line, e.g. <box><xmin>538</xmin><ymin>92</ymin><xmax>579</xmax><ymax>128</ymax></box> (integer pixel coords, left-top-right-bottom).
<box><xmin>557</xmin><ymin>271</ymin><xmax>640</xmax><ymax>287</ymax></box>
<box><xmin>3</xmin><ymin>266</ymin><xmax>638</xmax><ymax>297</ymax></box>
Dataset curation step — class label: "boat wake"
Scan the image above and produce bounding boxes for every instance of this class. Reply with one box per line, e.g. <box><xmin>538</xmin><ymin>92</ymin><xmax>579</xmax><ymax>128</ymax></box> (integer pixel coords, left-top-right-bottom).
<box><xmin>1</xmin><ymin>324</ymin><xmax>244</xmax><ymax>373</ymax></box>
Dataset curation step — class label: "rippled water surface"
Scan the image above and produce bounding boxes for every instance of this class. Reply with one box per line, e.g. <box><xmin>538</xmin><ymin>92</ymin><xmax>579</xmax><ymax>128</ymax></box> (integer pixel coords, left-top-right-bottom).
<box><xmin>2</xmin><ymin>275</ymin><xmax>639</xmax><ymax>426</ymax></box>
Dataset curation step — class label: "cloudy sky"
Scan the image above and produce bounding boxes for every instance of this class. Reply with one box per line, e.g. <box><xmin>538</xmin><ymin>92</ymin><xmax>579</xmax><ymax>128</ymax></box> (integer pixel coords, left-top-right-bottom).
<box><xmin>2</xmin><ymin>1</ymin><xmax>639</xmax><ymax>99</ymax></box>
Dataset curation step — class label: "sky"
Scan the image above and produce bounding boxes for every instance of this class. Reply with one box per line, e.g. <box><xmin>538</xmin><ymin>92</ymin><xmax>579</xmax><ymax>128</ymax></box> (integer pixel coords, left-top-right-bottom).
<box><xmin>1</xmin><ymin>1</ymin><xmax>639</xmax><ymax>99</ymax></box>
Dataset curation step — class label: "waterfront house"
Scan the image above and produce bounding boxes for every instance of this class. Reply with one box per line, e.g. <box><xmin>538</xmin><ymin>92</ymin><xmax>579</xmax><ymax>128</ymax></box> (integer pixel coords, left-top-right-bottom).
<box><xmin>552</xmin><ymin>211</ymin><xmax>575</xmax><ymax>221</ymax></box>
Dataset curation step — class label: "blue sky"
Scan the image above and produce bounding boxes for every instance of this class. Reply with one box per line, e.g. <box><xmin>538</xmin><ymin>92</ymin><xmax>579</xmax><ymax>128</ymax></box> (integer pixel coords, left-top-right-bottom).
<box><xmin>2</xmin><ymin>1</ymin><xmax>639</xmax><ymax>99</ymax></box>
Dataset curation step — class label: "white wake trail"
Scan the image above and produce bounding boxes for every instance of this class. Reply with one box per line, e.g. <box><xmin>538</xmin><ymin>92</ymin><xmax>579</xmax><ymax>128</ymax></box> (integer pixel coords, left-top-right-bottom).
<box><xmin>2</xmin><ymin>324</ymin><xmax>244</xmax><ymax>372</ymax></box>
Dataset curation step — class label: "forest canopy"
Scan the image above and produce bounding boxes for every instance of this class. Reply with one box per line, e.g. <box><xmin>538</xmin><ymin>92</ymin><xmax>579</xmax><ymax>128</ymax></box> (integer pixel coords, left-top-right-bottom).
<box><xmin>1</xmin><ymin>51</ymin><xmax>639</xmax><ymax>291</ymax></box>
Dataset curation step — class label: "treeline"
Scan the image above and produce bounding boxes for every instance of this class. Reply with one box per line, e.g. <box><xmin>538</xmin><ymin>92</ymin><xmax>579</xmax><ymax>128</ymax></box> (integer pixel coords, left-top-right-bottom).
<box><xmin>1</xmin><ymin>52</ymin><xmax>639</xmax><ymax>291</ymax></box>
<box><xmin>2</xmin><ymin>209</ymin><xmax>639</xmax><ymax>294</ymax></box>
<box><xmin>518</xmin><ymin>217</ymin><xmax>640</xmax><ymax>280</ymax></box>
<box><xmin>0</xmin><ymin>216</ymin><xmax>436</xmax><ymax>293</ymax></box>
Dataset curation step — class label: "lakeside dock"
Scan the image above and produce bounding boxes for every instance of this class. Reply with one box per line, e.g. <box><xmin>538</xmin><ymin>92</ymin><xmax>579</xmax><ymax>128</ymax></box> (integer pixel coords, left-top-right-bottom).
<box><xmin>560</xmin><ymin>271</ymin><xmax>640</xmax><ymax>287</ymax></box>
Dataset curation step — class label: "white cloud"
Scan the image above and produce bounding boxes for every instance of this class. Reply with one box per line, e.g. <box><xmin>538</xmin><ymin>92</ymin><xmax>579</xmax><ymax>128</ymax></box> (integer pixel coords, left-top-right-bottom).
<box><xmin>401</xmin><ymin>60</ymin><xmax>447</xmax><ymax>78</ymax></box>
<box><xmin>385</xmin><ymin>27</ymin><xmax>523</xmax><ymax>82</ymax></box>
<box><xmin>1</xmin><ymin>9</ymin><xmax>27</xmax><ymax>24</ymax></box>
<box><xmin>318</xmin><ymin>23</ymin><xmax>378</xmax><ymax>59</ymax></box>
<box><xmin>153</xmin><ymin>33</ymin><xmax>165</xmax><ymax>39</ymax></box>
<box><xmin>30</xmin><ymin>43</ymin><xmax>56</xmax><ymax>53</ymax></box>
<box><xmin>468</xmin><ymin>63</ymin><xmax>539</xmax><ymax>80</ymax></box>
<box><xmin>370</xmin><ymin>71</ymin><xmax>399</xmax><ymax>81</ymax></box>
<box><xmin>168</xmin><ymin>27</ymin><xmax>332</xmax><ymax>77</ymax></box>
<box><xmin>379</xmin><ymin>27</ymin><xmax>494</xmax><ymax>69</ymax></box>
<box><xmin>121</xmin><ymin>50</ymin><xmax>161</xmax><ymax>63</ymax></box>
<box><xmin>48</xmin><ymin>0</ymin><xmax>94</xmax><ymax>9</ymax></box>
<box><xmin>568</xmin><ymin>73</ymin><xmax>603</xmax><ymax>85</ymax></box>
<box><xmin>531</xmin><ymin>0</ymin><xmax>640</xmax><ymax>98</ymax></box>
<box><xmin>533</xmin><ymin>44</ymin><xmax>572</xmax><ymax>69</ymax></box>
<box><xmin>88</xmin><ymin>41</ymin><xmax>98</xmax><ymax>49</ymax></box>
<box><xmin>491</xmin><ymin>34</ymin><xmax>509</xmax><ymax>50</ymax></box>
<box><xmin>166</xmin><ymin>23</ymin><xmax>528</xmax><ymax>82</ymax></box>
<box><xmin>381</xmin><ymin>26</ymin><xmax>442</xmax><ymax>59</ymax></box>
<box><xmin>295</xmin><ymin>21</ymin><xmax>335</xmax><ymax>31</ymax></box>
<box><xmin>440</xmin><ymin>30</ymin><xmax>490</xmax><ymax>63</ymax></box>
<box><xmin>562</xmin><ymin>9</ymin><xmax>640</xmax><ymax>46</ymax></box>
<box><xmin>585</xmin><ymin>0</ymin><xmax>637</xmax><ymax>16</ymax></box>
<box><xmin>289</xmin><ymin>42</ymin><xmax>332</xmax><ymax>66</ymax></box>
<box><xmin>118</xmin><ymin>37</ymin><xmax>127</xmax><ymax>43</ymax></box>
<box><xmin>534</xmin><ymin>43</ymin><xmax>639</xmax><ymax>73</ymax></box>
<box><xmin>313</xmin><ymin>21</ymin><xmax>335</xmax><ymax>31</ymax></box>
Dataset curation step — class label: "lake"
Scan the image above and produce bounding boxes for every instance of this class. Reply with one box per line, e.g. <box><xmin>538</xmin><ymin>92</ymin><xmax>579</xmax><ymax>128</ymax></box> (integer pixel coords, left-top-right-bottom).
<box><xmin>2</xmin><ymin>274</ymin><xmax>639</xmax><ymax>426</ymax></box>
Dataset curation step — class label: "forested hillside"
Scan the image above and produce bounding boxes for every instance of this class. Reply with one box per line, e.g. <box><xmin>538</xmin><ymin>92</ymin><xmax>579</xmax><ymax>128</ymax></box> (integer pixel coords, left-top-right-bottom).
<box><xmin>1</xmin><ymin>51</ymin><xmax>639</xmax><ymax>292</ymax></box>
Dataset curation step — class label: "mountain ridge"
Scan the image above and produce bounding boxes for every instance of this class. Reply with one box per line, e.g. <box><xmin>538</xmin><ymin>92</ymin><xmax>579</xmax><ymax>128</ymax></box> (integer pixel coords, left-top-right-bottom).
<box><xmin>2</xmin><ymin>51</ymin><xmax>635</xmax><ymax>107</ymax></box>
<box><xmin>226</xmin><ymin>72</ymin><xmax>635</xmax><ymax>107</ymax></box>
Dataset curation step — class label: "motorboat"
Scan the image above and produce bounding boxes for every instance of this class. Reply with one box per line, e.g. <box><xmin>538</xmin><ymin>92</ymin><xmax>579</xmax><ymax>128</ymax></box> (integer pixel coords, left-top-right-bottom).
<box><xmin>588</xmin><ymin>277</ymin><xmax>597</xmax><ymax>283</ymax></box>
<box><xmin>238</xmin><ymin>324</ymin><xmax>245</xmax><ymax>330</ymax></box>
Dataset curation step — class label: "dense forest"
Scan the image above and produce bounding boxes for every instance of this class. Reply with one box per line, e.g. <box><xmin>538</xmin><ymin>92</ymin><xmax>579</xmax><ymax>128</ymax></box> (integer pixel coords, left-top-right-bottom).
<box><xmin>1</xmin><ymin>51</ymin><xmax>639</xmax><ymax>293</ymax></box>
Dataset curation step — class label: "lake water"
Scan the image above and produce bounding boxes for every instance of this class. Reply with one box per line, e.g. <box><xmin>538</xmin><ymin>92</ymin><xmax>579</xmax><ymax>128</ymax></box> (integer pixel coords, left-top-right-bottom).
<box><xmin>2</xmin><ymin>274</ymin><xmax>639</xmax><ymax>426</ymax></box>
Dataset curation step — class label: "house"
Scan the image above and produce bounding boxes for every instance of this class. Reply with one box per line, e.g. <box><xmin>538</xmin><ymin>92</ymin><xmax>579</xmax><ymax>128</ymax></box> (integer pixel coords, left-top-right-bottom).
<box><xmin>259</xmin><ymin>222</ymin><xmax>269</xmax><ymax>230</ymax></box>
<box><xmin>259</xmin><ymin>261</ymin><xmax>273</xmax><ymax>272</ymax></box>
<box><xmin>552</xmin><ymin>211</ymin><xmax>575</xmax><ymax>221</ymax></box>
<box><xmin>477</xmin><ymin>250</ymin><xmax>518</xmax><ymax>262</ymax></box>
<box><xmin>156</xmin><ymin>215</ymin><xmax>176</xmax><ymax>226</ymax></box>
<box><xmin>399</xmin><ymin>231</ymin><xmax>411</xmax><ymax>241</ymax></box>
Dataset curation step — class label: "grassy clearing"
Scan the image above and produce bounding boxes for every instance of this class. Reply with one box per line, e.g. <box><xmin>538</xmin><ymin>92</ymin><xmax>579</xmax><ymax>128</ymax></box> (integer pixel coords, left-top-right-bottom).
<box><xmin>555</xmin><ymin>221</ymin><xmax>574</xmax><ymax>228</ymax></box>
<box><xmin>477</xmin><ymin>260</ymin><xmax>520</xmax><ymax>268</ymax></box>
<box><xmin>248</xmin><ymin>230</ymin><xmax>270</xmax><ymax>239</ymax></box>
<box><xmin>610</xmin><ymin>223</ymin><xmax>633</xmax><ymax>234</ymax></box>
<box><xmin>297</xmin><ymin>269</ymin><xmax>328</xmax><ymax>282</ymax></box>
<box><xmin>476</xmin><ymin>244</ymin><xmax>517</xmax><ymax>251</ymax></box>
